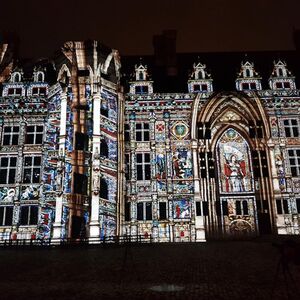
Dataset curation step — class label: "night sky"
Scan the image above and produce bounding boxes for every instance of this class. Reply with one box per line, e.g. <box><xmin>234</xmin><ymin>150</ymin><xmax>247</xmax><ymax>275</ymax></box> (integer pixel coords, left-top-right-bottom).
<box><xmin>1</xmin><ymin>0</ymin><xmax>300</xmax><ymax>59</ymax></box>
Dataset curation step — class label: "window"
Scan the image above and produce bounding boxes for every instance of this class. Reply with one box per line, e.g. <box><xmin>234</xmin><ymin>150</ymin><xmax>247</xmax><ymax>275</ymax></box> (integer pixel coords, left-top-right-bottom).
<box><xmin>201</xmin><ymin>84</ymin><xmax>208</xmax><ymax>91</ymax></box>
<box><xmin>136</xmin><ymin>202</ymin><xmax>152</xmax><ymax>221</ymax></box>
<box><xmin>136</xmin><ymin>123</ymin><xmax>149</xmax><ymax>141</ymax></box>
<box><xmin>125</xmin><ymin>153</ymin><xmax>130</xmax><ymax>180</ymax></box>
<box><xmin>135</xmin><ymin>85</ymin><xmax>148</xmax><ymax>94</ymax></box>
<box><xmin>75</xmin><ymin>132</ymin><xmax>88</xmax><ymax>151</ymax></box>
<box><xmin>125</xmin><ymin>202</ymin><xmax>131</xmax><ymax>221</ymax></box>
<box><xmin>242</xmin><ymin>82</ymin><xmax>256</xmax><ymax>90</ymax></box>
<box><xmin>235</xmin><ymin>200</ymin><xmax>249</xmax><ymax>215</ymax></box>
<box><xmin>19</xmin><ymin>206</ymin><xmax>39</xmax><ymax>225</ymax></box>
<box><xmin>23</xmin><ymin>156</ymin><xmax>41</xmax><ymax>183</ymax></box>
<box><xmin>0</xmin><ymin>157</ymin><xmax>17</xmax><ymax>184</ymax></box>
<box><xmin>37</xmin><ymin>73</ymin><xmax>44</xmax><ymax>82</ymax></box>
<box><xmin>0</xmin><ymin>206</ymin><xmax>13</xmax><ymax>226</ymax></box>
<box><xmin>14</xmin><ymin>73</ymin><xmax>21</xmax><ymax>82</ymax></box>
<box><xmin>32</xmin><ymin>87</ymin><xmax>46</xmax><ymax>95</ymax></box>
<box><xmin>100</xmin><ymin>178</ymin><xmax>108</xmax><ymax>199</ymax></box>
<box><xmin>194</xmin><ymin>84</ymin><xmax>200</xmax><ymax>92</ymax></box>
<box><xmin>2</xmin><ymin>126</ymin><xmax>19</xmax><ymax>145</ymax></box>
<box><xmin>278</xmin><ymin>68</ymin><xmax>283</xmax><ymax>77</ymax></box>
<box><xmin>242</xmin><ymin>82</ymin><xmax>249</xmax><ymax>90</ymax></box>
<box><xmin>100</xmin><ymin>139</ymin><xmax>109</xmax><ymax>157</ymax></box>
<box><xmin>296</xmin><ymin>199</ymin><xmax>300</xmax><ymax>213</ymax></box>
<box><xmin>125</xmin><ymin>124</ymin><xmax>130</xmax><ymax>142</ymax></box>
<box><xmin>73</xmin><ymin>173</ymin><xmax>88</xmax><ymax>195</ymax></box>
<box><xmin>25</xmin><ymin>125</ymin><xmax>44</xmax><ymax>144</ymax></box>
<box><xmin>276</xmin><ymin>199</ymin><xmax>289</xmax><ymax>214</ymax></box>
<box><xmin>159</xmin><ymin>202</ymin><xmax>167</xmax><ymax>220</ymax></box>
<box><xmin>288</xmin><ymin>149</ymin><xmax>300</xmax><ymax>177</ymax></box>
<box><xmin>245</xmin><ymin>69</ymin><xmax>251</xmax><ymax>77</ymax></box>
<box><xmin>146</xmin><ymin>202</ymin><xmax>152</xmax><ymax>220</ymax></box>
<box><xmin>275</xmin><ymin>81</ymin><xmax>290</xmax><ymax>89</ymax></box>
<box><xmin>7</xmin><ymin>88</ymin><xmax>22</xmax><ymax>96</ymax></box>
<box><xmin>100</xmin><ymin>105</ymin><xmax>108</xmax><ymax>117</ymax></box>
<box><xmin>195</xmin><ymin>202</ymin><xmax>202</xmax><ymax>216</ymax></box>
<box><xmin>283</xmin><ymin>119</ymin><xmax>299</xmax><ymax>137</ymax></box>
<box><xmin>136</xmin><ymin>153</ymin><xmax>151</xmax><ymax>180</ymax></box>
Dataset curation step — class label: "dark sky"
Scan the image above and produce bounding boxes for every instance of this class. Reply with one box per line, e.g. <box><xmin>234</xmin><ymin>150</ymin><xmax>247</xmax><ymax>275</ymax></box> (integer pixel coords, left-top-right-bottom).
<box><xmin>1</xmin><ymin>0</ymin><xmax>300</xmax><ymax>59</ymax></box>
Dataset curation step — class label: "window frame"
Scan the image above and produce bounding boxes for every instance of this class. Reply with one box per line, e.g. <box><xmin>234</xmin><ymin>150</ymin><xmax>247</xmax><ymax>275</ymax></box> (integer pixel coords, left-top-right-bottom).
<box><xmin>2</xmin><ymin>126</ymin><xmax>19</xmax><ymax>146</ymax></box>
<box><xmin>283</xmin><ymin>119</ymin><xmax>299</xmax><ymax>138</ymax></box>
<box><xmin>23</xmin><ymin>156</ymin><xmax>42</xmax><ymax>184</ymax></box>
<box><xmin>135</xmin><ymin>123</ymin><xmax>150</xmax><ymax>142</ymax></box>
<box><xmin>19</xmin><ymin>205</ymin><xmax>39</xmax><ymax>226</ymax></box>
<box><xmin>136</xmin><ymin>153</ymin><xmax>151</xmax><ymax>181</ymax></box>
<box><xmin>287</xmin><ymin>149</ymin><xmax>300</xmax><ymax>177</ymax></box>
<box><xmin>136</xmin><ymin>202</ymin><xmax>153</xmax><ymax>221</ymax></box>
<box><xmin>0</xmin><ymin>156</ymin><xmax>17</xmax><ymax>184</ymax></box>
<box><xmin>25</xmin><ymin>125</ymin><xmax>44</xmax><ymax>145</ymax></box>
<box><xmin>0</xmin><ymin>206</ymin><xmax>13</xmax><ymax>226</ymax></box>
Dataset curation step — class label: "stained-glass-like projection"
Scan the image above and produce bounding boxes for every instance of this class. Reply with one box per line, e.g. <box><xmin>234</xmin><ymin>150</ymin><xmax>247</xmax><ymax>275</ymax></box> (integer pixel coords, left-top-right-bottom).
<box><xmin>172</xmin><ymin>149</ymin><xmax>193</xmax><ymax>179</ymax></box>
<box><xmin>217</xmin><ymin>128</ymin><xmax>253</xmax><ymax>193</ymax></box>
<box><xmin>173</xmin><ymin>199</ymin><xmax>190</xmax><ymax>219</ymax></box>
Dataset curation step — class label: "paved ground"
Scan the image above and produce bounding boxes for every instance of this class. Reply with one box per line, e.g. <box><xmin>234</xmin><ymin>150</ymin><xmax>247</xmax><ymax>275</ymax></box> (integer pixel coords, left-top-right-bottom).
<box><xmin>0</xmin><ymin>237</ymin><xmax>300</xmax><ymax>300</ymax></box>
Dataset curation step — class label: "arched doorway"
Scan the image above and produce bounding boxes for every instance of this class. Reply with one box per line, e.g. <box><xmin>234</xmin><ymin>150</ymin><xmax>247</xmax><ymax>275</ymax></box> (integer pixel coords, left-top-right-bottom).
<box><xmin>215</xmin><ymin>128</ymin><xmax>258</xmax><ymax>237</ymax></box>
<box><xmin>191</xmin><ymin>92</ymin><xmax>274</xmax><ymax>240</ymax></box>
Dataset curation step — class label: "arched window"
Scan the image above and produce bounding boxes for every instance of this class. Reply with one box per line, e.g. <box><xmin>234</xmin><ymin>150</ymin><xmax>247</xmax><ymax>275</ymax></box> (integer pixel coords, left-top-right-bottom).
<box><xmin>216</xmin><ymin>128</ymin><xmax>254</xmax><ymax>193</ymax></box>
<box><xmin>13</xmin><ymin>73</ymin><xmax>21</xmax><ymax>82</ymax></box>
<box><xmin>139</xmin><ymin>72</ymin><xmax>144</xmax><ymax>80</ymax></box>
<box><xmin>198</xmin><ymin>71</ymin><xmax>203</xmax><ymax>79</ymax></box>
<box><xmin>37</xmin><ymin>72</ymin><xmax>44</xmax><ymax>82</ymax></box>
<box><xmin>100</xmin><ymin>139</ymin><xmax>109</xmax><ymax>157</ymax></box>
<box><xmin>278</xmin><ymin>68</ymin><xmax>283</xmax><ymax>77</ymax></box>
<box><xmin>245</xmin><ymin>69</ymin><xmax>251</xmax><ymax>77</ymax></box>
<box><xmin>100</xmin><ymin>178</ymin><xmax>108</xmax><ymax>199</ymax></box>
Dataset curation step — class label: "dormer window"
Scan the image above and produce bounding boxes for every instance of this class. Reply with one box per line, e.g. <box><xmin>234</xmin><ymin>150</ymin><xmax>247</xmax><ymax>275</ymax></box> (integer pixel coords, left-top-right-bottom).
<box><xmin>236</xmin><ymin>61</ymin><xmax>261</xmax><ymax>91</ymax></box>
<box><xmin>269</xmin><ymin>61</ymin><xmax>296</xmax><ymax>90</ymax></box>
<box><xmin>129</xmin><ymin>62</ymin><xmax>154</xmax><ymax>94</ymax></box>
<box><xmin>188</xmin><ymin>61</ymin><xmax>213</xmax><ymax>93</ymax></box>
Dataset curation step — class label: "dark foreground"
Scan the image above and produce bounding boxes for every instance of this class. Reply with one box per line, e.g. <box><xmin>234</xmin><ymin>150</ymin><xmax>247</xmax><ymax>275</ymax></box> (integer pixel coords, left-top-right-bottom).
<box><xmin>0</xmin><ymin>237</ymin><xmax>300</xmax><ymax>300</ymax></box>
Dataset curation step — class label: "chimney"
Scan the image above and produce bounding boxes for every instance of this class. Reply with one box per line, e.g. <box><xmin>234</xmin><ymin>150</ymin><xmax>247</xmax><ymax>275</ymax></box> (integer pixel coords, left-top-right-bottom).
<box><xmin>153</xmin><ymin>30</ymin><xmax>178</xmax><ymax>76</ymax></box>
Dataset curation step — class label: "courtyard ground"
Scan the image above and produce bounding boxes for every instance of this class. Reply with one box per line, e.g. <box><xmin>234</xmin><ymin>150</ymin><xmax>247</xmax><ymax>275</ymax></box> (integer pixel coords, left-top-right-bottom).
<box><xmin>0</xmin><ymin>236</ymin><xmax>300</xmax><ymax>300</ymax></box>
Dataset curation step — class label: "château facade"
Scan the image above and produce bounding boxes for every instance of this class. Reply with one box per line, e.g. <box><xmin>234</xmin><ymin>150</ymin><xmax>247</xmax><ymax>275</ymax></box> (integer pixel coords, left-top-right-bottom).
<box><xmin>0</xmin><ymin>41</ymin><xmax>300</xmax><ymax>243</ymax></box>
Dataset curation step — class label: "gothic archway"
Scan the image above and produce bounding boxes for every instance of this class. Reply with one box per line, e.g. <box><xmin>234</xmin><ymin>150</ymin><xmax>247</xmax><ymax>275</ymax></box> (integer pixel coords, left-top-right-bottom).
<box><xmin>215</xmin><ymin>128</ymin><xmax>257</xmax><ymax>237</ymax></box>
<box><xmin>191</xmin><ymin>92</ymin><xmax>274</xmax><ymax>240</ymax></box>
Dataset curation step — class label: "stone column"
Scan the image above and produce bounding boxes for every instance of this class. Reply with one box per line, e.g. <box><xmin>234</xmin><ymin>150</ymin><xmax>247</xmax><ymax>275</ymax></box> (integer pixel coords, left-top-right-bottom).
<box><xmin>52</xmin><ymin>91</ymin><xmax>67</xmax><ymax>241</ymax></box>
<box><xmin>192</xmin><ymin>140</ymin><xmax>206</xmax><ymax>242</ymax></box>
<box><xmin>89</xmin><ymin>92</ymin><xmax>101</xmax><ymax>242</ymax></box>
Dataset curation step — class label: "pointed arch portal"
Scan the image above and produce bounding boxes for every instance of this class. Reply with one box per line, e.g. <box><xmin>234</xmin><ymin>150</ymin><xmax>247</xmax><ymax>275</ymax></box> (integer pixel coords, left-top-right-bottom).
<box><xmin>191</xmin><ymin>92</ymin><xmax>273</xmax><ymax>239</ymax></box>
<box><xmin>216</xmin><ymin>128</ymin><xmax>257</xmax><ymax>237</ymax></box>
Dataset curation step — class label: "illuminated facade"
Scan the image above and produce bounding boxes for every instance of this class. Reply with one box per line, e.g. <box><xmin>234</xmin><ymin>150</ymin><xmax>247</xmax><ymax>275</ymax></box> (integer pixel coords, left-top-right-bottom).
<box><xmin>0</xmin><ymin>41</ymin><xmax>300</xmax><ymax>242</ymax></box>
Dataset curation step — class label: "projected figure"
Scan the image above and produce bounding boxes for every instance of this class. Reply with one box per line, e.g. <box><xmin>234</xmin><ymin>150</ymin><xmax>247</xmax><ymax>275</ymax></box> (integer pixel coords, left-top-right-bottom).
<box><xmin>224</xmin><ymin>154</ymin><xmax>246</xmax><ymax>192</ymax></box>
